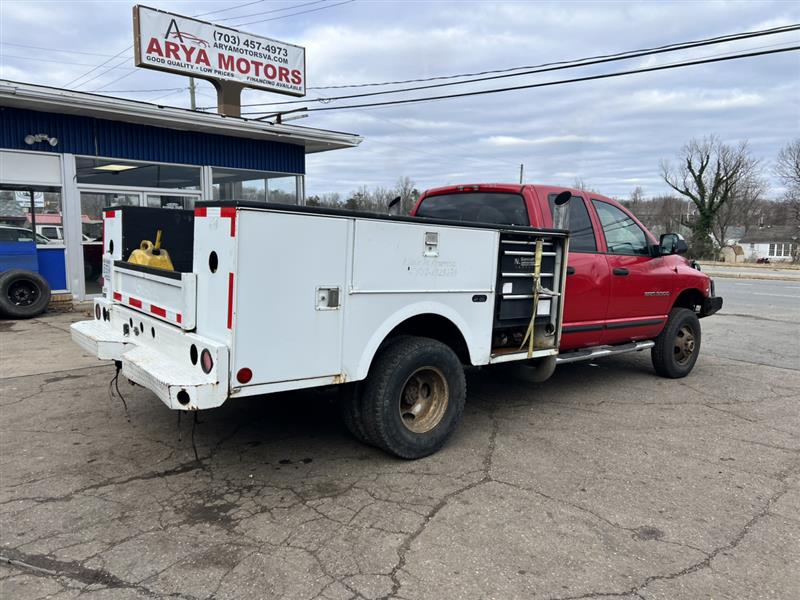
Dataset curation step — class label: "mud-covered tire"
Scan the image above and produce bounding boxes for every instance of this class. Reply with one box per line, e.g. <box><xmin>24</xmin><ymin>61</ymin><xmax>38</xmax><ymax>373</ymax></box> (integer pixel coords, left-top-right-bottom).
<box><xmin>652</xmin><ymin>308</ymin><xmax>701</xmax><ymax>378</ymax></box>
<box><xmin>361</xmin><ymin>337</ymin><xmax>466</xmax><ymax>459</ymax></box>
<box><xmin>0</xmin><ymin>269</ymin><xmax>50</xmax><ymax>319</ymax></box>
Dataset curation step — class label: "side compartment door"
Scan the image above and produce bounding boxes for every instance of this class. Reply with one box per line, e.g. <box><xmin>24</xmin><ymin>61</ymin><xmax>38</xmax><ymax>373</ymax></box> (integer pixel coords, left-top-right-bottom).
<box><xmin>234</xmin><ymin>211</ymin><xmax>348</xmax><ymax>383</ymax></box>
<box><xmin>590</xmin><ymin>199</ymin><xmax>674</xmax><ymax>344</ymax></box>
<box><xmin>545</xmin><ymin>193</ymin><xmax>610</xmax><ymax>350</ymax></box>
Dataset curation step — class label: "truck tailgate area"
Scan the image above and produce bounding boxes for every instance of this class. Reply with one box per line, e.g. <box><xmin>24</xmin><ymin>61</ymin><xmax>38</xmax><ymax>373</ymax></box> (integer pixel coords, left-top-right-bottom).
<box><xmin>72</xmin><ymin>302</ymin><xmax>228</xmax><ymax>411</ymax></box>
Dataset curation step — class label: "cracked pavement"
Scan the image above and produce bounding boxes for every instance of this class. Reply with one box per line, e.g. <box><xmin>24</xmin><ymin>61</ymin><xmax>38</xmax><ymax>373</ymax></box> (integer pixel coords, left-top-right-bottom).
<box><xmin>1</xmin><ymin>283</ymin><xmax>798</xmax><ymax>600</ymax></box>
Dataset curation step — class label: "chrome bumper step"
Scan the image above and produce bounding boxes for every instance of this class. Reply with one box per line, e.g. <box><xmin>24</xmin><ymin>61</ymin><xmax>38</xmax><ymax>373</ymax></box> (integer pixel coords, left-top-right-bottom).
<box><xmin>556</xmin><ymin>340</ymin><xmax>655</xmax><ymax>364</ymax></box>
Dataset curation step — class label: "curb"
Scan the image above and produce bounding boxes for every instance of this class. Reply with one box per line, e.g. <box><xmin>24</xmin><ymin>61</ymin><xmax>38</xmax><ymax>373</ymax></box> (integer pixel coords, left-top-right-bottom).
<box><xmin>703</xmin><ymin>271</ymin><xmax>800</xmax><ymax>282</ymax></box>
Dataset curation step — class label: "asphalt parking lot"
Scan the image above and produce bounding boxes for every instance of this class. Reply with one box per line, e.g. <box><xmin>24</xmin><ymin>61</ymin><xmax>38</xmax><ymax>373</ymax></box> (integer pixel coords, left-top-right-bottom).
<box><xmin>1</xmin><ymin>278</ymin><xmax>798</xmax><ymax>600</ymax></box>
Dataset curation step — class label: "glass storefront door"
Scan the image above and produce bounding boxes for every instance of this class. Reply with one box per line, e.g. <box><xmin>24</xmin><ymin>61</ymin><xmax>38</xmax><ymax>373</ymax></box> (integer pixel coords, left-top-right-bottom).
<box><xmin>79</xmin><ymin>192</ymin><xmax>139</xmax><ymax>295</ymax></box>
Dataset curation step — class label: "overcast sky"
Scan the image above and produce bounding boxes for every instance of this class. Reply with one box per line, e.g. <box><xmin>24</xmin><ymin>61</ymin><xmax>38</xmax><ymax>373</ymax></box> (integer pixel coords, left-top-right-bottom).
<box><xmin>1</xmin><ymin>0</ymin><xmax>798</xmax><ymax>199</ymax></box>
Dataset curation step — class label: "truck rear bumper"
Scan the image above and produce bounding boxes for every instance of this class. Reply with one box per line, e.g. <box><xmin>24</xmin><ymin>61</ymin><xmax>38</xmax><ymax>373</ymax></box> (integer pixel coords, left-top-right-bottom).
<box><xmin>71</xmin><ymin>305</ymin><xmax>229</xmax><ymax>411</ymax></box>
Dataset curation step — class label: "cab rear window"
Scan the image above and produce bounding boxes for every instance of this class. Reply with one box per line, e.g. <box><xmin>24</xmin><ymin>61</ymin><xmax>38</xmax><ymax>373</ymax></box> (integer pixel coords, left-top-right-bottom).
<box><xmin>416</xmin><ymin>193</ymin><xmax>529</xmax><ymax>226</ymax></box>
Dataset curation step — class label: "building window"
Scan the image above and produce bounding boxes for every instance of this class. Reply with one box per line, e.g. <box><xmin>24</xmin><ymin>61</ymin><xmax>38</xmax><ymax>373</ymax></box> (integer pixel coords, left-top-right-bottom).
<box><xmin>0</xmin><ymin>189</ymin><xmax>63</xmax><ymax>244</ymax></box>
<box><xmin>212</xmin><ymin>167</ymin><xmax>298</xmax><ymax>204</ymax></box>
<box><xmin>769</xmin><ymin>243</ymin><xmax>776</xmax><ymax>256</ymax></box>
<box><xmin>75</xmin><ymin>157</ymin><xmax>201</xmax><ymax>190</ymax></box>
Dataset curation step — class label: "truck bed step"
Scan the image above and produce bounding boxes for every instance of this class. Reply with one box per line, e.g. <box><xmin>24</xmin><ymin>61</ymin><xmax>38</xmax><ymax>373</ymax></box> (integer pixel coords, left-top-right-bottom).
<box><xmin>556</xmin><ymin>341</ymin><xmax>655</xmax><ymax>364</ymax></box>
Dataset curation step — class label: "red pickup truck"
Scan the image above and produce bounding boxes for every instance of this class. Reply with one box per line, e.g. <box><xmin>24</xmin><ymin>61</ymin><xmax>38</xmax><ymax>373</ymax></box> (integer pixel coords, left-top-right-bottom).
<box><xmin>412</xmin><ymin>183</ymin><xmax>722</xmax><ymax>380</ymax></box>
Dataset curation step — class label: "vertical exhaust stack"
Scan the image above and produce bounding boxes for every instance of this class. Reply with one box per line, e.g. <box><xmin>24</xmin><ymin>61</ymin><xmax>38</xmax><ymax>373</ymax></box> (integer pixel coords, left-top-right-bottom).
<box><xmin>552</xmin><ymin>190</ymin><xmax>572</xmax><ymax>231</ymax></box>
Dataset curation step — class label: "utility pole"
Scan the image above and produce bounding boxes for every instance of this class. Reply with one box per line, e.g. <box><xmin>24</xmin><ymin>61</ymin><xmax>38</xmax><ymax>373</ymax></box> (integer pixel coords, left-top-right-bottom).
<box><xmin>519</xmin><ymin>163</ymin><xmax>524</xmax><ymax>184</ymax></box>
<box><xmin>189</xmin><ymin>77</ymin><xmax>197</xmax><ymax>110</ymax></box>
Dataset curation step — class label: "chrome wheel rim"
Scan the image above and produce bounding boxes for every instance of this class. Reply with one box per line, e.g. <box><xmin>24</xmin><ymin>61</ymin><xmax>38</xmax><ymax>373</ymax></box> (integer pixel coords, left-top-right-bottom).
<box><xmin>674</xmin><ymin>324</ymin><xmax>696</xmax><ymax>365</ymax></box>
<box><xmin>398</xmin><ymin>367</ymin><xmax>449</xmax><ymax>433</ymax></box>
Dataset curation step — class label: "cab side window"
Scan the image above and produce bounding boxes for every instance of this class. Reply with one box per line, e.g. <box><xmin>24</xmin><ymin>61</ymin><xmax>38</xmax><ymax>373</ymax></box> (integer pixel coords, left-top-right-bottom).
<box><xmin>592</xmin><ymin>200</ymin><xmax>650</xmax><ymax>256</ymax></box>
<box><xmin>547</xmin><ymin>194</ymin><xmax>597</xmax><ymax>252</ymax></box>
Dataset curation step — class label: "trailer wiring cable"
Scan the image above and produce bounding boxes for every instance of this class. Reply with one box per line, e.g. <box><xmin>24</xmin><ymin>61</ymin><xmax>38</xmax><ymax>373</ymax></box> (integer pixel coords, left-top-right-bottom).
<box><xmin>242</xmin><ymin>45</ymin><xmax>800</xmax><ymax>115</ymax></box>
<box><xmin>175</xmin><ymin>410</ymin><xmax>203</xmax><ymax>463</ymax></box>
<box><xmin>107</xmin><ymin>362</ymin><xmax>129</xmax><ymax>422</ymax></box>
<box><xmin>227</xmin><ymin>23</ymin><xmax>800</xmax><ymax>109</ymax></box>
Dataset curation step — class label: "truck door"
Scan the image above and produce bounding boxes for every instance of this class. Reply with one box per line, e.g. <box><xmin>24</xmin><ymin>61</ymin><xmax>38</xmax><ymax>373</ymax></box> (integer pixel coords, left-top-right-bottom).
<box><xmin>590</xmin><ymin>199</ymin><xmax>674</xmax><ymax>344</ymax></box>
<box><xmin>544</xmin><ymin>193</ymin><xmax>610</xmax><ymax>350</ymax></box>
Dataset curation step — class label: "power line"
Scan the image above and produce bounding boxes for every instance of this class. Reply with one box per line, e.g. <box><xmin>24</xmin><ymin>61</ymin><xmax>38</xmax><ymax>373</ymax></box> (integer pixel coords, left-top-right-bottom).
<box><xmin>242</xmin><ymin>46</ymin><xmax>800</xmax><ymax>115</ymax></box>
<box><xmin>0</xmin><ymin>42</ymin><xmax>118</xmax><ymax>57</ymax></box>
<box><xmin>72</xmin><ymin>53</ymin><xmax>135</xmax><ymax>90</ymax></box>
<box><xmin>88</xmin><ymin>87</ymin><xmax>186</xmax><ymax>94</ymax></box>
<box><xmin>306</xmin><ymin>23</ymin><xmax>800</xmax><ymax>91</ymax></box>
<box><xmin>1</xmin><ymin>53</ymin><xmax>137</xmax><ymax>69</ymax></box>
<box><xmin>193</xmin><ymin>0</ymin><xmax>266</xmax><ymax>18</ymax></box>
<box><xmin>233</xmin><ymin>0</ymin><xmax>355</xmax><ymax>26</ymax></box>
<box><xmin>217</xmin><ymin>0</ymin><xmax>330</xmax><ymax>22</ymax></box>
<box><xmin>227</xmin><ymin>24</ymin><xmax>800</xmax><ymax>108</ymax></box>
<box><xmin>64</xmin><ymin>46</ymin><xmax>132</xmax><ymax>89</ymax></box>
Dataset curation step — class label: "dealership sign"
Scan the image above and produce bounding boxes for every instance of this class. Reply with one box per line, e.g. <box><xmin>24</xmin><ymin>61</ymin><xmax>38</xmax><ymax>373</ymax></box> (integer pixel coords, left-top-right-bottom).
<box><xmin>133</xmin><ymin>5</ymin><xmax>306</xmax><ymax>97</ymax></box>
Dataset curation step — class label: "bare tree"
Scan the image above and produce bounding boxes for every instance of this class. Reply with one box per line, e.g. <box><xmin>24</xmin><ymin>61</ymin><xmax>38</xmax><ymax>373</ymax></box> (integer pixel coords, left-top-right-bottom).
<box><xmin>661</xmin><ymin>135</ymin><xmax>761</xmax><ymax>258</ymax></box>
<box><xmin>395</xmin><ymin>176</ymin><xmax>419</xmax><ymax>214</ymax></box>
<box><xmin>711</xmin><ymin>175</ymin><xmax>765</xmax><ymax>247</ymax></box>
<box><xmin>776</xmin><ymin>139</ymin><xmax>800</xmax><ymax>224</ymax></box>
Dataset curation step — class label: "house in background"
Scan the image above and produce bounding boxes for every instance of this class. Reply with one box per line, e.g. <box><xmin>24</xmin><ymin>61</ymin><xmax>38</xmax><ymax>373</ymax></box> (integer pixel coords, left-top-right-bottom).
<box><xmin>739</xmin><ymin>225</ymin><xmax>800</xmax><ymax>262</ymax></box>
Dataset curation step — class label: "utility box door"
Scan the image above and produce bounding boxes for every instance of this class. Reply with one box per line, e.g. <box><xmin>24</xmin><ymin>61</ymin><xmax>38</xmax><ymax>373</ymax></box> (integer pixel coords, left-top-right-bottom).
<box><xmin>351</xmin><ymin>220</ymin><xmax>497</xmax><ymax>293</ymax></box>
<box><xmin>234</xmin><ymin>210</ymin><xmax>348</xmax><ymax>384</ymax></box>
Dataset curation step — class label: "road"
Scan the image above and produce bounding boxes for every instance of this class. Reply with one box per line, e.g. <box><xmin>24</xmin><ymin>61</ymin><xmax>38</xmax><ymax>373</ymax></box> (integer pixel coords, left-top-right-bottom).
<box><xmin>705</xmin><ymin>278</ymin><xmax>800</xmax><ymax>371</ymax></box>
<box><xmin>1</xmin><ymin>283</ymin><xmax>798</xmax><ymax>600</ymax></box>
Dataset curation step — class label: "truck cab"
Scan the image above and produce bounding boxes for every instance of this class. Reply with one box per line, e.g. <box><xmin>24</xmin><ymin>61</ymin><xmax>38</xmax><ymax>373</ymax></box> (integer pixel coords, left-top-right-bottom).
<box><xmin>413</xmin><ymin>183</ymin><xmax>722</xmax><ymax>371</ymax></box>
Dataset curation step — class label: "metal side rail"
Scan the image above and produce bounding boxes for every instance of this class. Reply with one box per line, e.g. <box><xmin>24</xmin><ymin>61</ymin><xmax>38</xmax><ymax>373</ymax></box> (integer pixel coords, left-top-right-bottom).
<box><xmin>556</xmin><ymin>341</ymin><xmax>655</xmax><ymax>364</ymax></box>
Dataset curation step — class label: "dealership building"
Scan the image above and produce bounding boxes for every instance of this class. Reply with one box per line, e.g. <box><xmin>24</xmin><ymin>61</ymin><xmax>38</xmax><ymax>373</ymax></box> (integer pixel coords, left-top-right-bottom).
<box><xmin>0</xmin><ymin>79</ymin><xmax>361</xmax><ymax>300</ymax></box>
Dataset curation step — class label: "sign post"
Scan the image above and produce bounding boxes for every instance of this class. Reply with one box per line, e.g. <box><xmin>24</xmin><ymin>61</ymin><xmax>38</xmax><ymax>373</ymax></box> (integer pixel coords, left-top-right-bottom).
<box><xmin>133</xmin><ymin>5</ymin><xmax>306</xmax><ymax>117</ymax></box>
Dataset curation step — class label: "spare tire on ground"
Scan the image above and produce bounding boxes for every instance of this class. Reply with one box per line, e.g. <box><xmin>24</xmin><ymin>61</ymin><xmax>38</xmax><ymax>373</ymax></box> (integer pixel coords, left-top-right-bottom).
<box><xmin>0</xmin><ymin>269</ymin><xmax>50</xmax><ymax>319</ymax></box>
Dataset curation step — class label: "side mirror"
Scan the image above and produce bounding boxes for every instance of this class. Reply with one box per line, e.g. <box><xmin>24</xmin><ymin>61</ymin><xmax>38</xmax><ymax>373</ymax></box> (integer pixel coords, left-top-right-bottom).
<box><xmin>660</xmin><ymin>233</ymin><xmax>688</xmax><ymax>255</ymax></box>
<box><xmin>388</xmin><ymin>196</ymin><xmax>401</xmax><ymax>215</ymax></box>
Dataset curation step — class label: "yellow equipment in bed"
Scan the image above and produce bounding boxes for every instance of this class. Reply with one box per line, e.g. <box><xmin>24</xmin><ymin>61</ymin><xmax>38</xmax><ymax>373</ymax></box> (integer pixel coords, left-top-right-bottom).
<box><xmin>127</xmin><ymin>230</ymin><xmax>174</xmax><ymax>271</ymax></box>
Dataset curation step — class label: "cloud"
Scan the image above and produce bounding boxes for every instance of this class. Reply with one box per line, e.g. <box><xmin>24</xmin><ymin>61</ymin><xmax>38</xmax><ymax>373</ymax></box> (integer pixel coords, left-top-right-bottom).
<box><xmin>484</xmin><ymin>135</ymin><xmax>606</xmax><ymax>147</ymax></box>
<box><xmin>1</xmin><ymin>0</ymin><xmax>798</xmax><ymax>200</ymax></box>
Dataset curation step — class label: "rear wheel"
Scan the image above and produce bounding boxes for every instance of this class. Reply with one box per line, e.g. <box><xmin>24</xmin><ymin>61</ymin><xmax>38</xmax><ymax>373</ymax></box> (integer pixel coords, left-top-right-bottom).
<box><xmin>0</xmin><ymin>269</ymin><xmax>50</xmax><ymax>319</ymax></box>
<box><xmin>652</xmin><ymin>308</ymin><xmax>701</xmax><ymax>378</ymax></box>
<box><xmin>339</xmin><ymin>383</ymin><xmax>371</xmax><ymax>445</ymax></box>
<box><xmin>361</xmin><ymin>337</ymin><xmax>466</xmax><ymax>459</ymax></box>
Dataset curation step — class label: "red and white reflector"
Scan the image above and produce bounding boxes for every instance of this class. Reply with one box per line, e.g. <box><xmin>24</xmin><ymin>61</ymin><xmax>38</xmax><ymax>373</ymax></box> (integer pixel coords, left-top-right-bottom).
<box><xmin>200</xmin><ymin>349</ymin><xmax>214</xmax><ymax>374</ymax></box>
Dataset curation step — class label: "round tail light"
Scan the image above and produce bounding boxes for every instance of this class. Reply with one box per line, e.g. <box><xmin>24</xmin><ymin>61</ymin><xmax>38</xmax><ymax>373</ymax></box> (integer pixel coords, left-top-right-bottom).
<box><xmin>200</xmin><ymin>349</ymin><xmax>214</xmax><ymax>374</ymax></box>
<box><xmin>95</xmin><ymin>304</ymin><xmax>101</xmax><ymax>320</ymax></box>
<box><xmin>236</xmin><ymin>368</ymin><xmax>252</xmax><ymax>384</ymax></box>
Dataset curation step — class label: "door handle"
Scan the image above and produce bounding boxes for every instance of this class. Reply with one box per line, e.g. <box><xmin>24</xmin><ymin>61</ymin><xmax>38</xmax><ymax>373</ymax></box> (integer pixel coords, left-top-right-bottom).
<box><xmin>566</xmin><ymin>266</ymin><xmax>575</xmax><ymax>275</ymax></box>
<box><xmin>613</xmin><ymin>267</ymin><xmax>629</xmax><ymax>276</ymax></box>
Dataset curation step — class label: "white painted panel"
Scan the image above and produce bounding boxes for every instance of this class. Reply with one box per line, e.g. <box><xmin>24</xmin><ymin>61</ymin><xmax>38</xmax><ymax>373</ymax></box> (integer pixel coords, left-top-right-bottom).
<box><xmin>0</xmin><ymin>150</ymin><xmax>62</xmax><ymax>186</ymax></box>
<box><xmin>342</xmin><ymin>291</ymin><xmax>496</xmax><ymax>381</ymax></box>
<box><xmin>234</xmin><ymin>209</ymin><xmax>348</xmax><ymax>383</ymax></box>
<box><xmin>352</xmin><ymin>220</ymin><xmax>497</xmax><ymax>293</ymax></box>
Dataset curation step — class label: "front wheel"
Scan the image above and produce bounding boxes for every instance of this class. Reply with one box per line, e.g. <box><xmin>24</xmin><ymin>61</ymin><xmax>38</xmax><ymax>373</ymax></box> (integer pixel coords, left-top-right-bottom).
<box><xmin>651</xmin><ymin>308</ymin><xmax>701</xmax><ymax>378</ymax></box>
<box><xmin>361</xmin><ymin>337</ymin><xmax>466</xmax><ymax>459</ymax></box>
